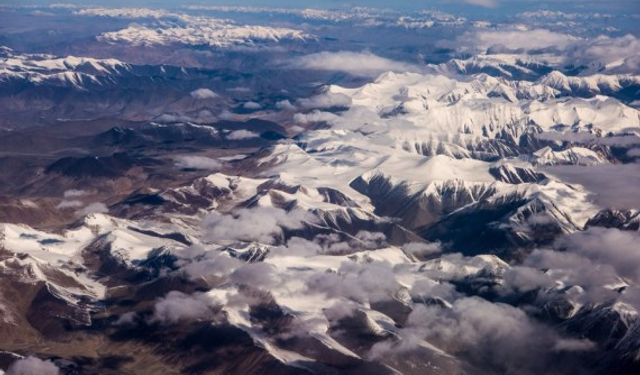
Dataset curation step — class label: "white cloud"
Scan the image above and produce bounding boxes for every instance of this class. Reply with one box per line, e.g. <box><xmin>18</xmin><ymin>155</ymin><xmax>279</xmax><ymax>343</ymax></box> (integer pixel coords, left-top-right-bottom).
<box><xmin>463</xmin><ymin>0</ymin><xmax>498</xmax><ymax>8</ymax></box>
<box><xmin>627</xmin><ymin>148</ymin><xmax>640</xmax><ymax>157</ymax></box>
<box><xmin>227</xmin><ymin>129</ymin><xmax>259</xmax><ymax>140</ymax></box>
<box><xmin>154</xmin><ymin>113</ymin><xmax>193</xmax><ymax>123</ymax></box>
<box><xmin>180</xmin><ymin>247</ymin><xmax>243</xmax><ymax>280</ymax></box>
<box><xmin>518</xmin><ymin>10</ymin><xmax>579</xmax><ymax>20</ymax></box>
<box><xmin>410</xmin><ymin>278</ymin><xmax>457</xmax><ymax>302</ymax></box>
<box><xmin>553</xmin><ymin>338</ymin><xmax>597</xmax><ymax>352</ymax></box>
<box><xmin>568</xmin><ymin>34</ymin><xmax>640</xmax><ymax>72</ymax></box>
<box><xmin>455</xmin><ymin>27</ymin><xmax>640</xmax><ymax>74</ymax></box>
<box><xmin>153</xmin><ymin>110</ymin><xmax>217</xmax><ymax>124</ymax></box>
<box><xmin>230</xmin><ymin>262</ymin><xmax>280</xmax><ymax>288</ymax></box>
<box><xmin>297</xmin><ymin>91</ymin><xmax>352</xmax><ymax>110</ymax></box>
<box><xmin>306</xmin><ymin>261</ymin><xmax>400</xmax><ymax>303</ymax></box>
<box><xmin>56</xmin><ymin>199</ymin><xmax>83</xmax><ymax>209</ymax></box>
<box><xmin>402</xmin><ymin>242</ymin><xmax>442</xmax><ymax>258</ymax></box>
<box><xmin>381</xmin><ymin>297</ymin><xmax>591</xmax><ymax>373</ymax></box>
<box><xmin>152</xmin><ymin>291</ymin><xmax>218</xmax><ymax>324</ymax></box>
<box><xmin>292</xmin><ymin>51</ymin><xmax>421</xmax><ymax>77</ymax></box>
<box><xmin>271</xmin><ymin>232</ymin><xmax>389</xmax><ymax>258</ymax></box>
<box><xmin>275</xmin><ymin>99</ymin><xmax>296</xmax><ymax>111</ymax></box>
<box><xmin>48</xmin><ymin>3</ymin><xmax>78</xmax><ymax>9</ymax></box>
<box><xmin>544</xmin><ymin>164</ymin><xmax>640</xmax><ymax>209</ymax></box>
<box><xmin>63</xmin><ymin>189</ymin><xmax>87</xmax><ymax>198</ymax></box>
<box><xmin>56</xmin><ymin>190</ymin><xmax>88</xmax><ymax>212</ymax></box>
<box><xmin>465</xmin><ymin>28</ymin><xmax>578</xmax><ymax>52</ymax></box>
<box><xmin>554</xmin><ymin>227</ymin><xmax>640</xmax><ymax>282</ymax></box>
<box><xmin>30</xmin><ymin>10</ymin><xmax>54</xmax><ymax>17</ymax></box>
<box><xmin>6</xmin><ymin>357</ymin><xmax>59</xmax><ymax>375</ymax></box>
<box><xmin>270</xmin><ymin>237</ymin><xmax>322</xmax><ymax>257</ymax></box>
<box><xmin>354</xmin><ymin>230</ymin><xmax>387</xmax><ymax>249</ymax></box>
<box><xmin>227</xmin><ymin>86</ymin><xmax>251</xmax><ymax>93</ymax></box>
<box><xmin>114</xmin><ymin>312</ymin><xmax>137</xmax><ymax>326</ymax></box>
<box><xmin>74</xmin><ymin>7</ymin><xmax>172</xmax><ymax>19</ymax></box>
<box><xmin>202</xmin><ymin>207</ymin><xmax>314</xmax><ymax>244</ymax></box>
<box><xmin>502</xmin><ymin>266</ymin><xmax>554</xmax><ymax>293</ymax></box>
<box><xmin>174</xmin><ymin>155</ymin><xmax>222</xmax><ymax>170</ymax></box>
<box><xmin>242</xmin><ymin>101</ymin><xmax>262</xmax><ymax>110</ymax></box>
<box><xmin>76</xmin><ymin>202</ymin><xmax>109</xmax><ymax>216</ymax></box>
<box><xmin>190</xmin><ymin>88</ymin><xmax>218</xmax><ymax>99</ymax></box>
<box><xmin>293</xmin><ymin>110</ymin><xmax>340</xmax><ymax>124</ymax></box>
<box><xmin>518</xmin><ymin>227</ymin><xmax>640</xmax><ymax>308</ymax></box>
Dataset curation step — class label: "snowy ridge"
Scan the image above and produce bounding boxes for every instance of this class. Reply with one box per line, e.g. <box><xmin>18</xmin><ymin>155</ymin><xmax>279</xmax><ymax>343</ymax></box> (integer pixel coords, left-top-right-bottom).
<box><xmin>0</xmin><ymin>221</ymin><xmax>105</xmax><ymax>306</ymax></box>
<box><xmin>76</xmin><ymin>9</ymin><xmax>310</xmax><ymax>48</ymax></box>
<box><xmin>530</xmin><ymin>146</ymin><xmax>608</xmax><ymax>166</ymax></box>
<box><xmin>75</xmin><ymin>7</ymin><xmax>175</xmax><ymax>19</ymax></box>
<box><xmin>239</xmin><ymin>138</ymin><xmax>599</xmax><ymax>243</ymax></box>
<box><xmin>98</xmin><ymin>22</ymin><xmax>308</xmax><ymax>48</ymax></box>
<box><xmin>0</xmin><ymin>47</ymin><xmax>131</xmax><ymax>89</ymax></box>
<box><xmin>540</xmin><ymin>71</ymin><xmax>640</xmax><ymax>96</ymax></box>
<box><xmin>294</xmin><ymin>72</ymin><xmax>639</xmax><ymax>167</ymax></box>
<box><xmin>435</xmin><ymin>53</ymin><xmax>563</xmax><ymax>79</ymax></box>
<box><xmin>258</xmin><ymin>71</ymin><xmax>634</xmax><ymax>238</ymax></box>
<box><xmin>437</xmin><ymin>54</ymin><xmax>640</xmax><ymax>94</ymax></box>
<box><xmin>185</xmin><ymin>5</ymin><xmax>465</xmax><ymax>28</ymax></box>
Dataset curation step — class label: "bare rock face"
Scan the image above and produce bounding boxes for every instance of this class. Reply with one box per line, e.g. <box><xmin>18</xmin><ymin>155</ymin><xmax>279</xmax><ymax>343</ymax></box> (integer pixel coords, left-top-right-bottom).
<box><xmin>586</xmin><ymin>209</ymin><xmax>640</xmax><ymax>231</ymax></box>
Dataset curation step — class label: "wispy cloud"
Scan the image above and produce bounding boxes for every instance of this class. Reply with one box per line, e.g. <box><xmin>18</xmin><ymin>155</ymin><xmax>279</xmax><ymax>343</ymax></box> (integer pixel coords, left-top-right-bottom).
<box><xmin>174</xmin><ymin>155</ymin><xmax>222</xmax><ymax>170</ymax></box>
<box><xmin>292</xmin><ymin>51</ymin><xmax>421</xmax><ymax>77</ymax></box>
<box><xmin>463</xmin><ymin>0</ymin><xmax>499</xmax><ymax>8</ymax></box>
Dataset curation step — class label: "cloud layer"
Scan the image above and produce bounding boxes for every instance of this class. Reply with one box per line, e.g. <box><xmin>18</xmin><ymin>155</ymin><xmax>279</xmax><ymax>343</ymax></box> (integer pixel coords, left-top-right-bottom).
<box><xmin>174</xmin><ymin>155</ymin><xmax>222</xmax><ymax>170</ymax></box>
<box><xmin>6</xmin><ymin>357</ymin><xmax>59</xmax><ymax>375</ymax></box>
<box><xmin>292</xmin><ymin>51</ymin><xmax>420</xmax><ymax>77</ymax></box>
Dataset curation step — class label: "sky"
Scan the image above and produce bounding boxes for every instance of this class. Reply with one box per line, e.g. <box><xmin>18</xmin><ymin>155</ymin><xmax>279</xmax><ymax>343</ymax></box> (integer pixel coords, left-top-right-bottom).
<box><xmin>5</xmin><ymin>0</ymin><xmax>640</xmax><ymax>14</ymax></box>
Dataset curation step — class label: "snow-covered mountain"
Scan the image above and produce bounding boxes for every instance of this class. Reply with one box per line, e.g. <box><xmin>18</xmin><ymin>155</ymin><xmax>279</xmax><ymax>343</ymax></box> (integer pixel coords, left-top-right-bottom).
<box><xmin>437</xmin><ymin>55</ymin><xmax>640</xmax><ymax>103</ymax></box>
<box><xmin>0</xmin><ymin>47</ymin><xmax>216</xmax><ymax>91</ymax></box>
<box><xmin>0</xmin><ymin>48</ymin><xmax>238</xmax><ymax>125</ymax></box>
<box><xmin>97</xmin><ymin>22</ymin><xmax>308</xmax><ymax>48</ymax></box>
<box><xmin>293</xmin><ymin>72</ymin><xmax>638</xmax><ymax>166</ymax></box>
<box><xmin>0</xmin><ymin>47</ymin><xmax>132</xmax><ymax>89</ymax></box>
<box><xmin>73</xmin><ymin>8</ymin><xmax>309</xmax><ymax>48</ymax></box>
<box><xmin>2</xmin><ymin>65</ymin><xmax>639</xmax><ymax>373</ymax></box>
<box><xmin>539</xmin><ymin>71</ymin><xmax>640</xmax><ymax>101</ymax></box>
